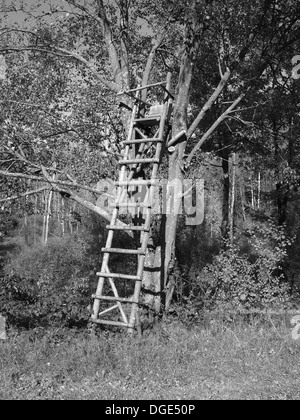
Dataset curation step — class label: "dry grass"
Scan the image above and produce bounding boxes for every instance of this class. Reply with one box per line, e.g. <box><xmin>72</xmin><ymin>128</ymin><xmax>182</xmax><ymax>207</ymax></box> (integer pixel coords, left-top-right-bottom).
<box><xmin>1</xmin><ymin>316</ymin><xmax>300</xmax><ymax>400</ymax></box>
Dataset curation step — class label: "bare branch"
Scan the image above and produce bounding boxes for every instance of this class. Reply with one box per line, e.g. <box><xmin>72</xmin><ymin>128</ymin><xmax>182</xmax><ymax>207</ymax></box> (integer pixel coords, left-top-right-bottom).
<box><xmin>186</xmin><ymin>67</ymin><xmax>231</xmax><ymax>139</ymax></box>
<box><xmin>0</xmin><ymin>170</ymin><xmax>114</xmax><ymax>197</ymax></box>
<box><xmin>227</xmin><ymin>115</ymin><xmax>254</xmax><ymax>126</ymax></box>
<box><xmin>0</xmin><ymin>173</ymin><xmax>132</xmax><ymax>236</ymax></box>
<box><xmin>0</xmin><ymin>186</ymin><xmax>47</xmax><ymax>203</ymax></box>
<box><xmin>57</xmin><ymin>186</ymin><xmax>133</xmax><ymax>237</ymax></box>
<box><xmin>3</xmin><ymin>144</ymin><xmax>42</xmax><ymax>172</ymax></box>
<box><xmin>141</xmin><ymin>32</ymin><xmax>165</xmax><ymax>103</ymax></box>
<box><xmin>0</xmin><ymin>46</ymin><xmax>69</xmax><ymax>57</ymax></box>
<box><xmin>40</xmin><ymin>129</ymin><xmax>75</xmax><ymax>139</ymax></box>
<box><xmin>186</xmin><ymin>94</ymin><xmax>244</xmax><ymax>165</ymax></box>
<box><xmin>66</xmin><ymin>0</ymin><xmax>103</xmax><ymax>25</ymax></box>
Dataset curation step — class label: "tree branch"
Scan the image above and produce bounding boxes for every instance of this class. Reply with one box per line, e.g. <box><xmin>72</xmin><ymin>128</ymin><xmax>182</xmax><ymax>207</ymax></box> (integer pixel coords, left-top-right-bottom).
<box><xmin>0</xmin><ymin>170</ymin><xmax>114</xmax><ymax>197</ymax></box>
<box><xmin>186</xmin><ymin>94</ymin><xmax>244</xmax><ymax>165</ymax></box>
<box><xmin>0</xmin><ymin>186</ymin><xmax>48</xmax><ymax>203</ymax></box>
<box><xmin>0</xmin><ymin>45</ymin><xmax>119</xmax><ymax>92</ymax></box>
<box><xmin>57</xmin><ymin>186</ymin><xmax>133</xmax><ymax>237</ymax></box>
<box><xmin>54</xmin><ymin>45</ymin><xmax>120</xmax><ymax>91</ymax></box>
<box><xmin>0</xmin><ymin>172</ymin><xmax>132</xmax><ymax>237</ymax></box>
<box><xmin>96</xmin><ymin>0</ymin><xmax>123</xmax><ymax>87</ymax></box>
<box><xmin>141</xmin><ymin>32</ymin><xmax>165</xmax><ymax>103</ymax></box>
<box><xmin>66</xmin><ymin>0</ymin><xmax>103</xmax><ymax>26</ymax></box>
<box><xmin>186</xmin><ymin>67</ymin><xmax>231</xmax><ymax>139</ymax></box>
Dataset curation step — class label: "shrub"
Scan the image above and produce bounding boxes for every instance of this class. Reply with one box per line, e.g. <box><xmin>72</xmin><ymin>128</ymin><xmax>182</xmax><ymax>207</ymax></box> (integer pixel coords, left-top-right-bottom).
<box><xmin>0</xmin><ymin>273</ymin><xmax>91</xmax><ymax>329</ymax></box>
<box><xmin>202</xmin><ymin>222</ymin><xmax>293</xmax><ymax>311</ymax></box>
<box><xmin>0</xmin><ymin>235</ymin><xmax>94</xmax><ymax>328</ymax></box>
<box><xmin>172</xmin><ymin>222</ymin><xmax>295</xmax><ymax>321</ymax></box>
<box><xmin>4</xmin><ymin>234</ymin><xmax>92</xmax><ymax>286</ymax></box>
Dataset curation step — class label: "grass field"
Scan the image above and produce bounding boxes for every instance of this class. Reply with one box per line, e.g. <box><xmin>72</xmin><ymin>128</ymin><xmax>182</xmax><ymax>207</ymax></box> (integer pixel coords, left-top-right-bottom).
<box><xmin>1</xmin><ymin>316</ymin><xmax>300</xmax><ymax>400</ymax></box>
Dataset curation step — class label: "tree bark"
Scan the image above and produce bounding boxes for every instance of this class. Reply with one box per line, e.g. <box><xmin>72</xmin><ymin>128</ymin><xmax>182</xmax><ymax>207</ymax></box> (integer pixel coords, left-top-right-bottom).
<box><xmin>273</xmin><ymin>119</ymin><xmax>289</xmax><ymax>225</ymax></box>
<box><xmin>221</xmin><ymin>141</ymin><xmax>230</xmax><ymax>239</ymax></box>
<box><xmin>229</xmin><ymin>152</ymin><xmax>236</xmax><ymax>241</ymax></box>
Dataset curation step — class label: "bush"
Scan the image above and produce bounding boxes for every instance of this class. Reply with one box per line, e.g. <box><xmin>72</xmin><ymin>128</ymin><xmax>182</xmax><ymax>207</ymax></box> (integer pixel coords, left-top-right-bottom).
<box><xmin>4</xmin><ymin>234</ymin><xmax>91</xmax><ymax>286</ymax></box>
<box><xmin>0</xmin><ymin>235</ymin><xmax>94</xmax><ymax>328</ymax></box>
<box><xmin>172</xmin><ymin>222</ymin><xmax>295</xmax><ymax>320</ymax></box>
<box><xmin>202</xmin><ymin>222</ymin><xmax>294</xmax><ymax>310</ymax></box>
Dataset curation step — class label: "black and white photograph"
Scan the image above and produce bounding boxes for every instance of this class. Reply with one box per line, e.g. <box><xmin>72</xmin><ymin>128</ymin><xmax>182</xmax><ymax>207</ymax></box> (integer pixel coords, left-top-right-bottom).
<box><xmin>1</xmin><ymin>0</ymin><xmax>300</xmax><ymax>401</ymax></box>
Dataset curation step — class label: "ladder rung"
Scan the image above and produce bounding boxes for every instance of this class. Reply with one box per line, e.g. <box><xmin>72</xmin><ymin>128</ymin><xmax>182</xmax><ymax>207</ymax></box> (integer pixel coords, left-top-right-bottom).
<box><xmin>101</xmin><ymin>247</ymin><xmax>146</xmax><ymax>255</ymax></box>
<box><xmin>118</xmin><ymin>81</ymin><xmax>167</xmax><ymax>95</ymax></box>
<box><xmin>114</xmin><ymin>202</ymin><xmax>151</xmax><ymax>208</ymax></box>
<box><xmin>106</xmin><ymin>224</ymin><xmax>150</xmax><ymax>231</ymax></box>
<box><xmin>124</xmin><ymin>95</ymin><xmax>152</xmax><ymax>106</ymax></box>
<box><xmin>90</xmin><ymin>318</ymin><xmax>130</xmax><ymax>328</ymax></box>
<box><xmin>134</xmin><ymin>116</ymin><xmax>161</xmax><ymax>126</ymax></box>
<box><xmin>119</xmin><ymin>158</ymin><xmax>159</xmax><ymax>165</ymax></box>
<box><xmin>92</xmin><ymin>294</ymin><xmax>139</xmax><ymax>304</ymax></box>
<box><xmin>98</xmin><ymin>304</ymin><xmax>119</xmax><ymax>316</ymax></box>
<box><xmin>116</xmin><ymin>180</ymin><xmax>157</xmax><ymax>186</ymax></box>
<box><xmin>123</xmin><ymin>138</ymin><xmax>162</xmax><ymax>145</ymax></box>
<box><xmin>96</xmin><ymin>272</ymin><xmax>142</xmax><ymax>281</ymax></box>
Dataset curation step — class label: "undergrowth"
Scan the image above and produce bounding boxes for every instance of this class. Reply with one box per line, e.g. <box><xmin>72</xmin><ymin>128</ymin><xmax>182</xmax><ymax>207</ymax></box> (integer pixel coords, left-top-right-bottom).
<box><xmin>0</xmin><ymin>235</ymin><xmax>94</xmax><ymax>328</ymax></box>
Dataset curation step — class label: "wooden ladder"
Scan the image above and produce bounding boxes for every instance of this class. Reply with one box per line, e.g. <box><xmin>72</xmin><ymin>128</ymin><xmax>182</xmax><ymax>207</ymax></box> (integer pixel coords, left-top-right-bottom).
<box><xmin>91</xmin><ymin>73</ymin><xmax>173</xmax><ymax>332</ymax></box>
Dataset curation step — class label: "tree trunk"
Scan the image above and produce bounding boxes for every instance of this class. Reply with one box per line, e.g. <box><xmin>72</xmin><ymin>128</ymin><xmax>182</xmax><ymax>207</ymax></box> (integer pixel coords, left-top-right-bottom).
<box><xmin>273</xmin><ymin>119</ymin><xmax>288</xmax><ymax>225</ymax></box>
<box><xmin>164</xmin><ymin>151</ymin><xmax>185</xmax><ymax>310</ymax></box>
<box><xmin>162</xmin><ymin>1</ymin><xmax>201</xmax><ymax>310</ymax></box>
<box><xmin>229</xmin><ymin>152</ymin><xmax>236</xmax><ymax>241</ymax></box>
<box><xmin>61</xmin><ymin>196</ymin><xmax>65</xmax><ymax>237</ymax></box>
<box><xmin>250</xmin><ymin>179</ymin><xmax>255</xmax><ymax>209</ymax></box>
<box><xmin>257</xmin><ymin>171</ymin><xmax>261</xmax><ymax>210</ymax></box>
<box><xmin>24</xmin><ymin>212</ymin><xmax>29</xmax><ymax>246</ymax></box>
<box><xmin>44</xmin><ymin>188</ymin><xmax>53</xmax><ymax>244</ymax></box>
<box><xmin>221</xmin><ymin>143</ymin><xmax>230</xmax><ymax>239</ymax></box>
<box><xmin>142</xmin><ymin>244</ymin><xmax>162</xmax><ymax>313</ymax></box>
<box><xmin>239</xmin><ymin>175</ymin><xmax>246</xmax><ymax>223</ymax></box>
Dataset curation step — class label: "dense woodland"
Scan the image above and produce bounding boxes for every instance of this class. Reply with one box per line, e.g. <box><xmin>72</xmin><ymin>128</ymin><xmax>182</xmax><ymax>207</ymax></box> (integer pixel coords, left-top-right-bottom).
<box><xmin>1</xmin><ymin>0</ymin><xmax>300</xmax><ymax>329</ymax></box>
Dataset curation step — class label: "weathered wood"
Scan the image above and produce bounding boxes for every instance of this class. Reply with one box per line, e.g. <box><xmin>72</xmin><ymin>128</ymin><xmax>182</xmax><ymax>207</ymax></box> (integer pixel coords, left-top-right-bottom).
<box><xmin>92</xmin><ymin>294</ymin><xmax>139</xmax><ymax>304</ymax></box>
<box><xmin>122</xmin><ymin>138</ymin><xmax>162</xmax><ymax>145</ymax></box>
<box><xmin>113</xmin><ymin>202</ymin><xmax>151</xmax><ymax>208</ymax></box>
<box><xmin>96</xmin><ymin>272</ymin><xmax>142</xmax><ymax>281</ymax></box>
<box><xmin>101</xmin><ymin>247</ymin><xmax>146</xmax><ymax>255</ymax></box>
<box><xmin>117</xmin><ymin>80</ymin><xmax>167</xmax><ymax>95</ymax></box>
<box><xmin>90</xmin><ymin>318</ymin><xmax>129</xmax><ymax>327</ymax></box>
<box><xmin>115</xmin><ymin>180</ymin><xmax>157</xmax><ymax>186</ymax></box>
<box><xmin>98</xmin><ymin>304</ymin><xmax>119</xmax><ymax>317</ymax></box>
<box><xmin>134</xmin><ymin>116</ymin><xmax>161</xmax><ymax>126</ymax></box>
<box><xmin>119</xmin><ymin>158</ymin><xmax>159</xmax><ymax>165</ymax></box>
<box><xmin>106</xmin><ymin>224</ymin><xmax>150</xmax><ymax>231</ymax></box>
<box><xmin>167</xmin><ymin>129</ymin><xmax>187</xmax><ymax>148</ymax></box>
